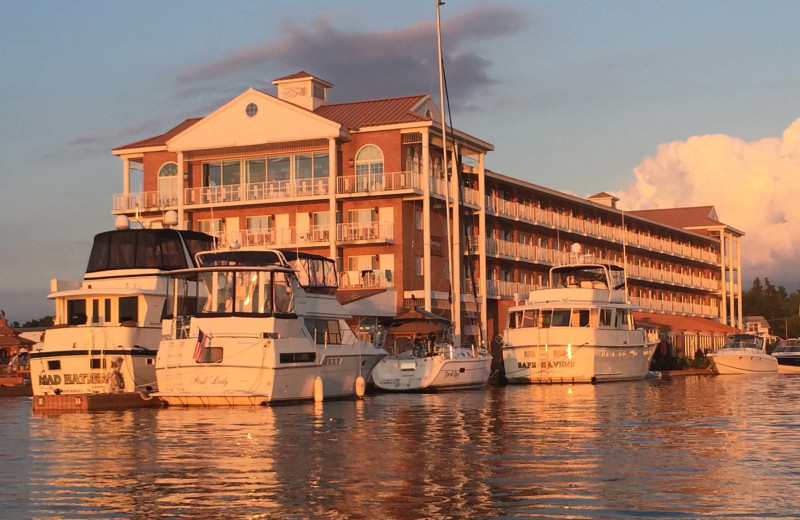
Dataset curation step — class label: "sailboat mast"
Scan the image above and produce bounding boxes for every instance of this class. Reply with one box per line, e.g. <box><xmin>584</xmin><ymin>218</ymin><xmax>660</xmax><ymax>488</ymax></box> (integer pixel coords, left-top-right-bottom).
<box><xmin>436</xmin><ymin>0</ymin><xmax>459</xmax><ymax>344</ymax></box>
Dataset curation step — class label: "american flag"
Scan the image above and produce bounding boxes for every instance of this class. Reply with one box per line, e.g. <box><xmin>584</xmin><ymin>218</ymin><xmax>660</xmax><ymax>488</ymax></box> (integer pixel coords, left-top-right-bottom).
<box><xmin>193</xmin><ymin>329</ymin><xmax>208</xmax><ymax>362</ymax></box>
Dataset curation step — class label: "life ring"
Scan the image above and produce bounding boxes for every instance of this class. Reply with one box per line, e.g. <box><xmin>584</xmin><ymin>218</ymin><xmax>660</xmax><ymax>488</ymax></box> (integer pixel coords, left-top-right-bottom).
<box><xmin>495</xmin><ymin>334</ymin><xmax>504</xmax><ymax>345</ymax></box>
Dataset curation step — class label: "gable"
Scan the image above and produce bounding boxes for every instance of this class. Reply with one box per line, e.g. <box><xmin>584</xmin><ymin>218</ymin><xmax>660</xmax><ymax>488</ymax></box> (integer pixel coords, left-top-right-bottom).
<box><xmin>167</xmin><ymin>88</ymin><xmax>345</xmax><ymax>152</ymax></box>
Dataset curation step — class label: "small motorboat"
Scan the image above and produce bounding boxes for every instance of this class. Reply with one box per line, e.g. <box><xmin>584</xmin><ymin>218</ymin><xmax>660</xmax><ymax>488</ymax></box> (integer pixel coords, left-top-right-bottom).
<box><xmin>708</xmin><ymin>334</ymin><xmax>778</xmax><ymax>375</ymax></box>
<box><xmin>771</xmin><ymin>338</ymin><xmax>800</xmax><ymax>374</ymax></box>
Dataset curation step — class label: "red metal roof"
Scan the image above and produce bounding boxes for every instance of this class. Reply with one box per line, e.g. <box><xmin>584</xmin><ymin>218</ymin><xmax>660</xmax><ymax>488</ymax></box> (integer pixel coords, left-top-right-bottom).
<box><xmin>627</xmin><ymin>206</ymin><xmax>722</xmax><ymax>230</ymax></box>
<box><xmin>315</xmin><ymin>95</ymin><xmax>430</xmax><ymax>130</ymax></box>
<box><xmin>114</xmin><ymin>118</ymin><xmax>202</xmax><ymax>152</ymax></box>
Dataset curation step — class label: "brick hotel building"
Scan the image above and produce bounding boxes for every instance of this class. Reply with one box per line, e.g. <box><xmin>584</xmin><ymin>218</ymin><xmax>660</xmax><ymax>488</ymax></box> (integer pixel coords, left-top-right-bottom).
<box><xmin>111</xmin><ymin>72</ymin><xmax>742</xmax><ymax>359</ymax></box>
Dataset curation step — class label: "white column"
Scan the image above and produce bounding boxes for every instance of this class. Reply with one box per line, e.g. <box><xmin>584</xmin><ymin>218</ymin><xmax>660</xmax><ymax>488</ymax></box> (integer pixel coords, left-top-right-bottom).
<box><xmin>478</xmin><ymin>152</ymin><xmax>488</xmax><ymax>346</ymax></box>
<box><xmin>328</xmin><ymin>139</ymin><xmax>337</xmax><ymax>261</ymax></box>
<box><xmin>727</xmin><ymin>231</ymin><xmax>736</xmax><ymax>329</ymax></box>
<box><xmin>450</xmin><ymin>148</ymin><xmax>462</xmax><ymax>346</ymax></box>
<box><xmin>177</xmin><ymin>152</ymin><xmax>185</xmax><ymax>229</ymax></box>
<box><xmin>719</xmin><ymin>230</ymin><xmax>728</xmax><ymax>325</ymax></box>
<box><xmin>122</xmin><ymin>157</ymin><xmax>130</xmax><ymax>196</ymax></box>
<box><xmin>423</xmin><ymin>134</ymin><xmax>432</xmax><ymax>312</ymax></box>
<box><xmin>736</xmin><ymin>235</ymin><xmax>743</xmax><ymax>330</ymax></box>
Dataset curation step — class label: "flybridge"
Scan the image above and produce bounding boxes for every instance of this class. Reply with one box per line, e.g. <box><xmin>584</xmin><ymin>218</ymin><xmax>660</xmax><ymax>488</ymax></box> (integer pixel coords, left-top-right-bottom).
<box><xmin>85</xmin><ymin>228</ymin><xmax>215</xmax><ymax>274</ymax></box>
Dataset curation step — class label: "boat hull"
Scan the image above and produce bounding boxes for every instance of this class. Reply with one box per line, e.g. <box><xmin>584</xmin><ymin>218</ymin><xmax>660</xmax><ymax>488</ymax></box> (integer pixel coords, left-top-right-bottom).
<box><xmin>775</xmin><ymin>356</ymin><xmax>800</xmax><ymax>374</ymax></box>
<box><xmin>30</xmin><ymin>326</ymin><xmax>161</xmax><ymax>396</ymax></box>
<box><xmin>709</xmin><ymin>350</ymin><xmax>778</xmax><ymax>375</ymax></box>
<box><xmin>155</xmin><ymin>336</ymin><xmax>385</xmax><ymax>406</ymax></box>
<box><xmin>372</xmin><ymin>348</ymin><xmax>492</xmax><ymax>392</ymax></box>
<box><xmin>503</xmin><ymin>341</ymin><xmax>656</xmax><ymax>384</ymax></box>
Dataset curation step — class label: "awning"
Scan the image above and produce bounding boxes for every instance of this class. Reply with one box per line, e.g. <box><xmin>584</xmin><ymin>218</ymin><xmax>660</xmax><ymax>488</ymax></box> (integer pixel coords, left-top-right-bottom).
<box><xmin>633</xmin><ymin>312</ymin><xmax>737</xmax><ymax>335</ymax></box>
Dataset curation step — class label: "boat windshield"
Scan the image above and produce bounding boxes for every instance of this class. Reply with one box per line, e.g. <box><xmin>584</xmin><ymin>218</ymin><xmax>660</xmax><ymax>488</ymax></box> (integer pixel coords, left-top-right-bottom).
<box><xmin>165</xmin><ymin>268</ymin><xmax>296</xmax><ymax>318</ymax></box>
<box><xmin>722</xmin><ymin>334</ymin><xmax>763</xmax><ymax>350</ymax></box>
<box><xmin>552</xmin><ymin>266</ymin><xmax>618</xmax><ymax>290</ymax></box>
<box><xmin>774</xmin><ymin>339</ymin><xmax>800</xmax><ymax>353</ymax></box>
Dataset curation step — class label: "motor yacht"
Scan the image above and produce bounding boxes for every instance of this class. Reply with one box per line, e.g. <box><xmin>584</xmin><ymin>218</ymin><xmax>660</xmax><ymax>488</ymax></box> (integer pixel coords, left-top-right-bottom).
<box><xmin>502</xmin><ymin>253</ymin><xmax>657</xmax><ymax>384</ymax></box>
<box><xmin>155</xmin><ymin>249</ymin><xmax>387</xmax><ymax>406</ymax></box>
<box><xmin>30</xmin><ymin>220</ymin><xmax>215</xmax><ymax>398</ymax></box>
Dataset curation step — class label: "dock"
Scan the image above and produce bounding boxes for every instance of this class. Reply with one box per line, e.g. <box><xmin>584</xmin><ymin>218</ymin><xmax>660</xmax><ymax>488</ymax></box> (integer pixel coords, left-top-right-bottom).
<box><xmin>32</xmin><ymin>392</ymin><xmax>163</xmax><ymax>412</ymax></box>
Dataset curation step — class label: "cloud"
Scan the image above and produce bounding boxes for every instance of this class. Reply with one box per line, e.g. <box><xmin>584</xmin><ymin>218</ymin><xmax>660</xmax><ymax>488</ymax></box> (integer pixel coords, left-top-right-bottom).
<box><xmin>615</xmin><ymin>120</ymin><xmax>800</xmax><ymax>288</ymax></box>
<box><xmin>175</xmin><ymin>3</ymin><xmax>530</xmax><ymax>109</ymax></box>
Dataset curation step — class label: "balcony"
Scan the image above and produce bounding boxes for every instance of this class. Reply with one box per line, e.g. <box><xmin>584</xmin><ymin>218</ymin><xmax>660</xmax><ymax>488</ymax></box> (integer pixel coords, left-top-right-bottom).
<box><xmin>340</xmin><ymin>269</ymin><xmax>394</xmax><ymax>289</ymax></box>
<box><xmin>484</xmin><ymin>196</ymin><xmax>722</xmax><ymax>266</ymax></box>
<box><xmin>113</xmin><ymin>179</ymin><xmax>331</xmax><ymax>212</ymax></box>
<box><xmin>336</xmin><ymin>171</ymin><xmax>421</xmax><ymax>196</ymax></box>
<box><xmin>336</xmin><ymin>221</ymin><xmax>394</xmax><ymax>244</ymax></box>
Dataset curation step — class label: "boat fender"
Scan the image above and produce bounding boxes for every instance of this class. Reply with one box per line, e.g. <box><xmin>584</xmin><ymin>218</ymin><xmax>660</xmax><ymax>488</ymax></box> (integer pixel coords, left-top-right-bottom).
<box><xmin>313</xmin><ymin>375</ymin><xmax>324</xmax><ymax>402</ymax></box>
<box><xmin>355</xmin><ymin>375</ymin><xmax>366</xmax><ymax>398</ymax></box>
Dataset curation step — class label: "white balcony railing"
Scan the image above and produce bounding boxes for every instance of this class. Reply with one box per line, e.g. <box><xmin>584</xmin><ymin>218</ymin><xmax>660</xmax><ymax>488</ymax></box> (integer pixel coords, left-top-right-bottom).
<box><xmin>336</xmin><ymin>171</ymin><xmax>420</xmax><ymax>195</ymax></box>
<box><xmin>336</xmin><ymin>221</ymin><xmax>394</xmax><ymax>243</ymax></box>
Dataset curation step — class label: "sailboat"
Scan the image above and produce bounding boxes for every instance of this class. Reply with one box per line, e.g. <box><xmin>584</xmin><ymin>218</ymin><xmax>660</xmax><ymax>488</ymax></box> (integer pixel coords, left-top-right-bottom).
<box><xmin>371</xmin><ymin>0</ymin><xmax>492</xmax><ymax>392</ymax></box>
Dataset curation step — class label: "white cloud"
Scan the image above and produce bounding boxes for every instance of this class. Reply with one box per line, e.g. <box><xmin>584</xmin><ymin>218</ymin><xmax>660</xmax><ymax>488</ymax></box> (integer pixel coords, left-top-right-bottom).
<box><xmin>615</xmin><ymin>119</ymin><xmax>800</xmax><ymax>288</ymax></box>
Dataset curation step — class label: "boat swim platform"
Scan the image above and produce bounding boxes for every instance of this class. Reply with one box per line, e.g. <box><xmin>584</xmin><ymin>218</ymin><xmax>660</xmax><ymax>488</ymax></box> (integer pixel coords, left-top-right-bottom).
<box><xmin>33</xmin><ymin>392</ymin><xmax>163</xmax><ymax>412</ymax></box>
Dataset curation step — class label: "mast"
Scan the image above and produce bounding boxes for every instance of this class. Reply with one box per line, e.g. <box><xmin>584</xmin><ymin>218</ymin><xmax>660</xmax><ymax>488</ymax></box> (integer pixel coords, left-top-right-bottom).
<box><xmin>436</xmin><ymin>0</ymin><xmax>459</xmax><ymax>344</ymax></box>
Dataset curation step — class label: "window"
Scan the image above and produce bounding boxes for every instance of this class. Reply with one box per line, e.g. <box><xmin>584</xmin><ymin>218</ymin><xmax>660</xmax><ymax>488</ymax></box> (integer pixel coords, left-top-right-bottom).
<box><xmin>616</xmin><ymin>309</ymin><xmax>630</xmax><ymax>329</ymax></box>
<box><xmin>48</xmin><ymin>360</ymin><xmax>61</xmax><ymax>370</ymax></box>
<box><xmin>119</xmin><ymin>296</ymin><xmax>138</xmax><ymax>323</ymax></box>
<box><xmin>415</xmin><ymin>256</ymin><xmax>423</xmax><ymax>276</ymax></box>
<box><xmin>355</xmin><ymin>145</ymin><xmax>384</xmax><ymax>192</ymax></box>
<box><xmin>268</xmin><ymin>156</ymin><xmax>290</xmax><ymax>182</ymax></box>
<box><xmin>67</xmin><ymin>299</ymin><xmax>87</xmax><ymax>326</ymax></box>
<box><xmin>305</xmin><ymin>318</ymin><xmax>342</xmax><ymax>344</ymax></box>
<box><xmin>246</xmin><ymin>159</ymin><xmax>266</xmax><ymax>199</ymax></box>
<box><xmin>104</xmin><ymin>299</ymin><xmax>111</xmax><ymax>323</ymax></box>
<box><xmin>196</xmin><ymin>346</ymin><xmax>223</xmax><ymax>363</ymax></box>
<box><xmin>599</xmin><ymin>308</ymin><xmax>613</xmax><ymax>327</ymax></box>
<box><xmin>246</xmin><ymin>216</ymin><xmax>274</xmax><ymax>245</ymax></box>
<box><xmin>90</xmin><ymin>358</ymin><xmax>106</xmax><ymax>369</ymax></box>
<box><xmin>415</xmin><ymin>209</ymin><xmax>422</xmax><ymax>230</ymax></box>
<box><xmin>552</xmin><ymin>309</ymin><xmax>571</xmax><ymax>327</ymax></box>
<box><xmin>280</xmin><ymin>352</ymin><xmax>316</xmax><ymax>363</ymax></box>
<box><xmin>198</xmin><ymin>219</ymin><xmax>224</xmax><ymax>236</ymax></box>
<box><xmin>202</xmin><ymin>161</ymin><xmax>240</xmax><ymax>187</ymax></box>
<box><xmin>91</xmin><ymin>299</ymin><xmax>100</xmax><ymax>324</ymax></box>
<box><xmin>158</xmin><ymin>162</ymin><xmax>179</xmax><ymax>206</ymax></box>
<box><xmin>571</xmin><ymin>309</ymin><xmax>590</xmax><ymax>327</ymax></box>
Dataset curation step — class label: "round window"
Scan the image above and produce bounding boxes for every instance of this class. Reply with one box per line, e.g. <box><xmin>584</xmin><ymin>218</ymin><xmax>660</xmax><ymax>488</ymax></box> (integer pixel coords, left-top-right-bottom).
<box><xmin>246</xmin><ymin>103</ymin><xmax>258</xmax><ymax>117</ymax></box>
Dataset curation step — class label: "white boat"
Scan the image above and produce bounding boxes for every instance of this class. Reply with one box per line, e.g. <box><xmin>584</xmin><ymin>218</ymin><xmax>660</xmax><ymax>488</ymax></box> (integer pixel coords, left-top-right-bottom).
<box><xmin>154</xmin><ymin>249</ymin><xmax>387</xmax><ymax>406</ymax></box>
<box><xmin>772</xmin><ymin>338</ymin><xmax>800</xmax><ymax>374</ymax></box>
<box><xmin>370</xmin><ymin>309</ymin><xmax>492</xmax><ymax>392</ymax></box>
<box><xmin>708</xmin><ymin>334</ymin><xmax>778</xmax><ymax>375</ymax></box>
<box><xmin>30</xmin><ymin>221</ymin><xmax>216</xmax><ymax>397</ymax></box>
<box><xmin>501</xmin><ymin>254</ymin><xmax>658</xmax><ymax>384</ymax></box>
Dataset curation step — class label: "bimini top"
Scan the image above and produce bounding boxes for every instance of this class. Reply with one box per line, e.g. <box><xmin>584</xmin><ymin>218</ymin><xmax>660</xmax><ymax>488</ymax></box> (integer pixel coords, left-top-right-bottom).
<box><xmin>195</xmin><ymin>249</ymin><xmax>338</xmax><ymax>291</ymax></box>
<box><xmin>85</xmin><ymin>229</ymin><xmax>215</xmax><ymax>274</ymax></box>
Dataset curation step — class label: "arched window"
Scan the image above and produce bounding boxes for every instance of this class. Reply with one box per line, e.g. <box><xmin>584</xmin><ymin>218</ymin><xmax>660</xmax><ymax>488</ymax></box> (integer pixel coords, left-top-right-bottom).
<box><xmin>158</xmin><ymin>162</ymin><xmax>179</xmax><ymax>206</ymax></box>
<box><xmin>355</xmin><ymin>145</ymin><xmax>384</xmax><ymax>192</ymax></box>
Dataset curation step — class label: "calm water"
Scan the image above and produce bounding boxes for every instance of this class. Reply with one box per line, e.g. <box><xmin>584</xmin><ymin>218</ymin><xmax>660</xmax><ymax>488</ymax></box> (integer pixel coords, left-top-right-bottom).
<box><xmin>2</xmin><ymin>375</ymin><xmax>799</xmax><ymax>519</ymax></box>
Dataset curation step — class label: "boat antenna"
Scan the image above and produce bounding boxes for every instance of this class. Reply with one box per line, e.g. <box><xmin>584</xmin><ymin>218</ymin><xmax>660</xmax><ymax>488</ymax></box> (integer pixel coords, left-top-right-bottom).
<box><xmin>436</xmin><ymin>0</ymin><xmax>458</xmax><ymax>344</ymax></box>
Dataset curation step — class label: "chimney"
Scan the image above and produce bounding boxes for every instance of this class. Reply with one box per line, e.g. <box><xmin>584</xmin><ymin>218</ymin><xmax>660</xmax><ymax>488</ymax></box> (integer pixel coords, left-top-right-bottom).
<box><xmin>272</xmin><ymin>71</ymin><xmax>333</xmax><ymax>111</ymax></box>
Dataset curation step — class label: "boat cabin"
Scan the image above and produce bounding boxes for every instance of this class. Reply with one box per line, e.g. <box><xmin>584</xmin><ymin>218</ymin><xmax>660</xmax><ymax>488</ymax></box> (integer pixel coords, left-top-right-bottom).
<box><xmin>507</xmin><ymin>306</ymin><xmax>635</xmax><ymax>331</ymax></box>
<box><xmin>550</xmin><ymin>263</ymin><xmax>625</xmax><ymax>291</ymax></box>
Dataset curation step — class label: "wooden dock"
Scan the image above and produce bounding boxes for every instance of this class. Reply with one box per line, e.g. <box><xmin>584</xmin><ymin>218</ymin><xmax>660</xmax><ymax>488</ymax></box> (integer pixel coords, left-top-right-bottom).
<box><xmin>32</xmin><ymin>392</ymin><xmax>163</xmax><ymax>412</ymax></box>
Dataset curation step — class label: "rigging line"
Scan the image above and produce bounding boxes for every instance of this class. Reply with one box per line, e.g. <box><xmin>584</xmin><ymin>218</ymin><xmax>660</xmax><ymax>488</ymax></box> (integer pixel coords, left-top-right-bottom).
<box><xmin>441</xmin><ymin>55</ymin><xmax>484</xmax><ymax>348</ymax></box>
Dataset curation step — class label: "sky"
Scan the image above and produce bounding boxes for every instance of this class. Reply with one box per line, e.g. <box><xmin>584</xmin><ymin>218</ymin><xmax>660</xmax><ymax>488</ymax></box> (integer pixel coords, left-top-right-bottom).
<box><xmin>2</xmin><ymin>0</ymin><xmax>800</xmax><ymax>322</ymax></box>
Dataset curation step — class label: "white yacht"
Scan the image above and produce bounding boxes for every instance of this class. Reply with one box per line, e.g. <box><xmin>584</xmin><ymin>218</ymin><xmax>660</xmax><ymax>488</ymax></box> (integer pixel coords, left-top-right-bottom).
<box><xmin>370</xmin><ymin>309</ymin><xmax>492</xmax><ymax>392</ymax></box>
<box><xmin>30</xmin><ymin>220</ymin><xmax>216</xmax><ymax>397</ymax></box>
<box><xmin>708</xmin><ymin>334</ymin><xmax>778</xmax><ymax>375</ymax></box>
<box><xmin>502</xmin><ymin>255</ymin><xmax>657</xmax><ymax>384</ymax></box>
<box><xmin>155</xmin><ymin>249</ymin><xmax>387</xmax><ymax>406</ymax></box>
<box><xmin>772</xmin><ymin>338</ymin><xmax>800</xmax><ymax>374</ymax></box>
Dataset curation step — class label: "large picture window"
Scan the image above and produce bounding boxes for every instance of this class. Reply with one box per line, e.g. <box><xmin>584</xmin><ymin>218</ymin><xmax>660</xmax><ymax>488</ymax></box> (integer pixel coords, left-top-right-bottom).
<box><xmin>158</xmin><ymin>162</ymin><xmax>179</xmax><ymax>206</ymax></box>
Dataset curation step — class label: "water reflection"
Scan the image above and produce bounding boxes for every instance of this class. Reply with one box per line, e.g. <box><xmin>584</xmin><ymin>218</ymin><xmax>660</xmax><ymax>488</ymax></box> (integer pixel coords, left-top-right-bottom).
<box><xmin>2</xmin><ymin>375</ymin><xmax>800</xmax><ymax>518</ymax></box>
